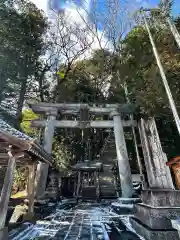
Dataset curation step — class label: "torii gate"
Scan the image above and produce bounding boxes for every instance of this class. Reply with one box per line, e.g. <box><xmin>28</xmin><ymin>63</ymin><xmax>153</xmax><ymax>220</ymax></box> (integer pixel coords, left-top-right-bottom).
<box><xmin>29</xmin><ymin>102</ymin><xmax>137</xmax><ymax>198</ymax></box>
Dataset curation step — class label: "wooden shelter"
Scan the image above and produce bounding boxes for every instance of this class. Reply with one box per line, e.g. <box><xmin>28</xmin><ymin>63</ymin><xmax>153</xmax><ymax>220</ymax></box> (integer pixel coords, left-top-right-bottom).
<box><xmin>0</xmin><ymin>119</ymin><xmax>52</xmax><ymax>230</ymax></box>
<box><xmin>72</xmin><ymin>161</ymin><xmax>102</xmax><ymax>201</ymax></box>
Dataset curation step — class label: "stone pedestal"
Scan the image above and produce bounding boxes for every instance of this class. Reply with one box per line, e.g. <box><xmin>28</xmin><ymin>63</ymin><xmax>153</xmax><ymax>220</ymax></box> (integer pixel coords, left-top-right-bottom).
<box><xmin>141</xmin><ymin>189</ymin><xmax>180</xmax><ymax>207</ymax></box>
<box><xmin>131</xmin><ymin>217</ymin><xmax>178</xmax><ymax>240</ymax></box>
<box><xmin>131</xmin><ymin>190</ymin><xmax>180</xmax><ymax>240</ymax></box>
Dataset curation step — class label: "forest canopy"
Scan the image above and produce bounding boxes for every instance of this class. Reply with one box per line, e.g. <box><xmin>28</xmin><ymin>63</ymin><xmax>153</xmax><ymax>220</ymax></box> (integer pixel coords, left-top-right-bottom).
<box><xmin>1</xmin><ymin>0</ymin><xmax>180</xmax><ymax>177</ymax></box>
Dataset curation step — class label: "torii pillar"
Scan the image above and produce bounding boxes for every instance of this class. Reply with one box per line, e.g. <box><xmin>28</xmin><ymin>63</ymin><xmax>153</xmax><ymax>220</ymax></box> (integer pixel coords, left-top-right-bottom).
<box><xmin>35</xmin><ymin>111</ymin><xmax>57</xmax><ymax>197</ymax></box>
<box><xmin>111</xmin><ymin>111</ymin><xmax>133</xmax><ymax>198</ymax></box>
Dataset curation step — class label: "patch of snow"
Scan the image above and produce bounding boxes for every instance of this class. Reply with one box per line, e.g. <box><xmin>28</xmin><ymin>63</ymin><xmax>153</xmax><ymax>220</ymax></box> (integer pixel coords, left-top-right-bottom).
<box><xmin>118</xmin><ymin>198</ymin><xmax>140</xmax><ymax>201</ymax></box>
<box><xmin>120</xmin><ymin>216</ymin><xmax>146</xmax><ymax>240</ymax></box>
<box><xmin>111</xmin><ymin>202</ymin><xmax>134</xmax><ymax>208</ymax></box>
<box><xmin>48</xmin><ymin>202</ymin><xmax>56</xmax><ymax>206</ymax></box>
<box><xmin>101</xmin><ymin>223</ymin><xmax>110</xmax><ymax>240</ymax></box>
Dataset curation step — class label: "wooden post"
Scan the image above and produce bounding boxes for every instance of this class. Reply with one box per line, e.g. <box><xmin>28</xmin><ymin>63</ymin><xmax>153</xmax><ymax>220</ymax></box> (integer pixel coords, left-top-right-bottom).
<box><xmin>96</xmin><ymin>171</ymin><xmax>100</xmax><ymax>201</ymax></box>
<box><xmin>73</xmin><ymin>177</ymin><xmax>76</xmax><ymax>198</ymax></box>
<box><xmin>76</xmin><ymin>171</ymin><xmax>81</xmax><ymax>199</ymax></box>
<box><xmin>0</xmin><ymin>150</ymin><xmax>16</xmax><ymax>229</ymax></box>
<box><xmin>56</xmin><ymin>175</ymin><xmax>62</xmax><ymax>201</ymax></box>
<box><xmin>27</xmin><ymin>163</ymin><xmax>36</xmax><ymax>217</ymax></box>
<box><xmin>113</xmin><ymin>172</ymin><xmax>119</xmax><ymax>198</ymax></box>
<box><xmin>35</xmin><ymin>113</ymin><xmax>56</xmax><ymax>197</ymax></box>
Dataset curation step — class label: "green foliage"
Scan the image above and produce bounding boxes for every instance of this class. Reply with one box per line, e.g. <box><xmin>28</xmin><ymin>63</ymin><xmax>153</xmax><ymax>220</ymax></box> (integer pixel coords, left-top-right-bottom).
<box><xmin>0</xmin><ymin>0</ymin><xmax>48</xmax><ymax>121</ymax></box>
<box><xmin>112</xmin><ymin>21</ymin><xmax>180</xmax><ymax>117</ymax></box>
<box><xmin>52</xmin><ymin>138</ymin><xmax>72</xmax><ymax>175</ymax></box>
<box><xmin>13</xmin><ymin>167</ymin><xmax>28</xmax><ymax>192</ymax></box>
<box><xmin>20</xmin><ymin>109</ymin><xmax>39</xmax><ymax>136</ymax></box>
<box><xmin>108</xmin><ymin>14</ymin><xmax>180</xmax><ymax>157</ymax></box>
<box><xmin>2</xmin><ymin>0</ymin><xmax>180</xmax><ymax>171</ymax></box>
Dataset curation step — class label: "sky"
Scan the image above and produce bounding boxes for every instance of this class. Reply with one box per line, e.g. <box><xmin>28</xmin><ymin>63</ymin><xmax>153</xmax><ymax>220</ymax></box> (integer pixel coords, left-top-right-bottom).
<box><xmin>30</xmin><ymin>0</ymin><xmax>180</xmax><ymax>58</ymax></box>
<box><xmin>31</xmin><ymin>0</ymin><xmax>180</xmax><ymax>17</ymax></box>
<box><xmin>29</xmin><ymin>0</ymin><xmax>180</xmax><ymax>93</ymax></box>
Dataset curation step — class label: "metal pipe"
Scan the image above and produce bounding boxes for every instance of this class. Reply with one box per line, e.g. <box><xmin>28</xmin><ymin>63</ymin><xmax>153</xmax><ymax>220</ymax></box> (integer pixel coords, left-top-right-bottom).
<box><xmin>166</xmin><ymin>17</ymin><xmax>180</xmax><ymax>49</ymax></box>
<box><xmin>141</xmin><ymin>10</ymin><xmax>180</xmax><ymax>135</ymax></box>
<box><xmin>161</xmin><ymin>0</ymin><xmax>180</xmax><ymax>49</ymax></box>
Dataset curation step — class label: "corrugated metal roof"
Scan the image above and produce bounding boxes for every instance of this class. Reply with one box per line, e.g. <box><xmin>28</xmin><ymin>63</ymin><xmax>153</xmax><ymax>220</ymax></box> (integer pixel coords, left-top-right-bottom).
<box><xmin>0</xmin><ymin>119</ymin><xmax>52</xmax><ymax>165</ymax></box>
<box><xmin>0</xmin><ymin>119</ymin><xmax>32</xmax><ymax>141</ymax></box>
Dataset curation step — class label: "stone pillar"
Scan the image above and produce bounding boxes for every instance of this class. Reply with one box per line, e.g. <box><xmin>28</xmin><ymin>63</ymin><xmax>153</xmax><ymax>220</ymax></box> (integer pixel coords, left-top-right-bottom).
<box><xmin>139</xmin><ymin>118</ymin><xmax>174</xmax><ymax>189</ymax></box>
<box><xmin>35</xmin><ymin>111</ymin><xmax>56</xmax><ymax>197</ymax></box>
<box><xmin>111</xmin><ymin>111</ymin><xmax>133</xmax><ymax>198</ymax></box>
<box><xmin>138</xmin><ymin>119</ymin><xmax>157</xmax><ymax>188</ymax></box>
<box><xmin>0</xmin><ymin>150</ymin><xmax>16</xmax><ymax>229</ymax></box>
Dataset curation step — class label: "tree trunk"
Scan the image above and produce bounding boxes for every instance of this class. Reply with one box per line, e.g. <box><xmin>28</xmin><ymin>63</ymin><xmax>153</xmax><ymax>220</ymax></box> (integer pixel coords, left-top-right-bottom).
<box><xmin>16</xmin><ymin>77</ymin><xmax>27</xmax><ymax>127</ymax></box>
<box><xmin>0</xmin><ymin>73</ymin><xmax>6</xmax><ymax>103</ymax></box>
<box><xmin>38</xmin><ymin>67</ymin><xmax>47</xmax><ymax>102</ymax></box>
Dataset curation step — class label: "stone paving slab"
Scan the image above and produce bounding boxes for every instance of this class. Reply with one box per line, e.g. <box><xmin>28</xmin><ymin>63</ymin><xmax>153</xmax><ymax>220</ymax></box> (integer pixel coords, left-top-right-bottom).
<box><xmin>9</xmin><ymin>201</ymin><xmax>143</xmax><ymax>240</ymax></box>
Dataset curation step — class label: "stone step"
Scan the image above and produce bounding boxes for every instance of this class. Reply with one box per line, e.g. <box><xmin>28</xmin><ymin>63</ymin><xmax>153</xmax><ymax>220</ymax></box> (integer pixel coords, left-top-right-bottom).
<box><xmin>101</xmin><ymin>154</ymin><xmax>117</xmax><ymax>159</ymax></box>
<box><xmin>100</xmin><ymin>185</ymin><xmax>117</xmax><ymax>199</ymax></box>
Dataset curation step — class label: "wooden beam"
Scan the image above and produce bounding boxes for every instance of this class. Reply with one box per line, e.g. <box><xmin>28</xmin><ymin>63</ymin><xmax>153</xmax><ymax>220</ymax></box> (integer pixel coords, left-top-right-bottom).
<box><xmin>0</xmin><ymin>151</ymin><xmax>16</xmax><ymax>229</ymax></box>
<box><xmin>0</xmin><ymin>142</ymin><xmax>9</xmax><ymax>149</ymax></box>
<box><xmin>0</xmin><ymin>154</ymin><xmax>26</xmax><ymax>159</ymax></box>
<box><xmin>0</xmin><ymin>153</ymin><xmax>32</xmax><ymax>166</ymax></box>
<box><xmin>31</xmin><ymin>120</ymin><xmax>137</xmax><ymax>128</ymax></box>
<box><xmin>0</xmin><ymin>161</ymin><xmax>29</xmax><ymax>166</ymax></box>
<box><xmin>29</xmin><ymin>102</ymin><xmax>120</xmax><ymax>108</ymax></box>
<box><xmin>28</xmin><ymin>102</ymin><xmax>137</xmax><ymax>114</ymax></box>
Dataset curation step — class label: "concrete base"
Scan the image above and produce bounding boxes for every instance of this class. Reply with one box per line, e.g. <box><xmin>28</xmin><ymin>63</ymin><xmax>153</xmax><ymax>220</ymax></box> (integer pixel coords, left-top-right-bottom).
<box><xmin>0</xmin><ymin>227</ymin><xmax>8</xmax><ymax>240</ymax></box>
<box><xmin>132</xmin><ymin>190</ymin><xmax>180</xmax><ymax>240</ymax></box>
<box><xmin>142</xmin><ymin>189</ymin><xmax>180</xmax><ymax>207</ymax></box>
<box><xmin>130</xmin><ymin>217</ymin><xmax>179</xmax><ymax>240</ymax></box>
<box><xmin>134</xmin><ymin>203</ymin><xmax>180</xmax><ymax>229</ymax></box>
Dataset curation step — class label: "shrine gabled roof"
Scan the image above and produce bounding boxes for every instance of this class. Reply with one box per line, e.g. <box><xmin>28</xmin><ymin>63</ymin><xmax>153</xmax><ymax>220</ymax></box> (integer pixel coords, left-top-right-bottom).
<box><xmin>0</xmin><ymin>119</ymin><xmax>52</xmax><ymax>165</ymax></box>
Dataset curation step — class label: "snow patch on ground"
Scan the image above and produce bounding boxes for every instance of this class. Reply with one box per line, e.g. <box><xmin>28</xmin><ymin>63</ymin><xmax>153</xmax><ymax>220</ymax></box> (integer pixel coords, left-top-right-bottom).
<box><xmin>111</xmin><ymin>202</ymin><xmax>134</xmax><ymax>208</ymax></box>
<box><xmin>120</xmin><ymin>216</ymin><xmax>146</xmax><ymax>240</ymax></box>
